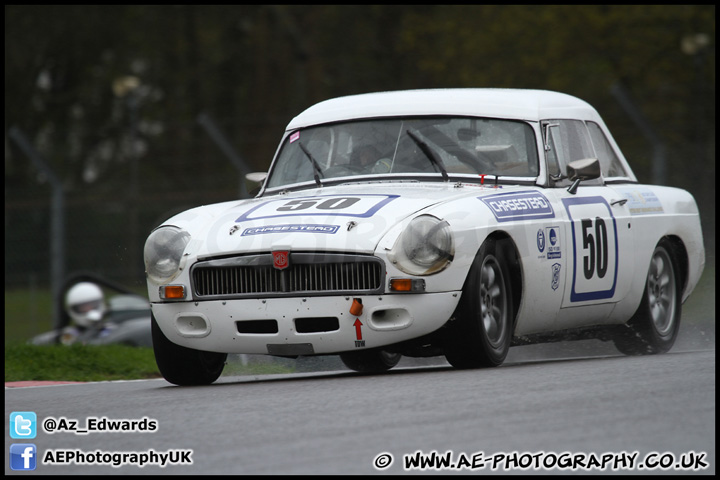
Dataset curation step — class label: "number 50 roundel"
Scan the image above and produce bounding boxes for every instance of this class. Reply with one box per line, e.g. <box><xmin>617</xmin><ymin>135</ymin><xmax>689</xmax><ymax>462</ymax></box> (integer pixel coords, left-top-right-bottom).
<box><xmin>563</xmin><ymin>197</ymin><xmax>619</xmax><ymax>303</ymax></box>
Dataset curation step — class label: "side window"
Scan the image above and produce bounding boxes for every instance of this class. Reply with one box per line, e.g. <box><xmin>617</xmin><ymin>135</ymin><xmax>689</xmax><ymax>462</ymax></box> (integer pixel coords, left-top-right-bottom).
<box><xmin>543</xmin><ymin>122</ymin><xmax>561</xmax><ymax>178</ymax></box>
<box><xmin>543</xmin><ymin>119</ymin><xmax>601</xmax><ymax>186</ymax></box>
<box><xmin>587</xmin><ymin>122</ymin><xmax>628</xmax><ymax>178</ymax></box>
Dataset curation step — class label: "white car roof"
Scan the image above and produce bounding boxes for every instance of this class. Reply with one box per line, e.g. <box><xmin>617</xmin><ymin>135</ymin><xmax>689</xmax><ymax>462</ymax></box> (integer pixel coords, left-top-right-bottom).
<box><xmin>286</xmin><ymin>89</ymin><xmax>603</xmax><ymax>129</ymax></box>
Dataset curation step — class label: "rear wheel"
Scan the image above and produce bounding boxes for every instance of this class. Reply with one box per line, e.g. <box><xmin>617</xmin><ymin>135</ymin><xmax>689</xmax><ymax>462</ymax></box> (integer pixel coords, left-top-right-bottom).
<box><xmin>613</xmin><ymin>241</ymin><xmax>681</xmax><ymax>355</ymax></box>
<box><xmin>444</xmin><ymin>238</ymin><xmax>513</xmax><ymax>368</ymax></box>
<box><xmin>151</xmin><ymin>314</ymin><xmax>227</xmax><ymax>385</ymax></box>
<box><xmin>340</xmin><ymin>349</ymin><xmax>401</xmax><ymax>373</ymax></box>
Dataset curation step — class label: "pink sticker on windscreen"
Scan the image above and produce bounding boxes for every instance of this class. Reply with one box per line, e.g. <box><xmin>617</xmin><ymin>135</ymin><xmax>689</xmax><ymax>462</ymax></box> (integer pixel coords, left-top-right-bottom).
<box><xmin>289</xmin><ymin>131</ymin><xmax>300</xmax><ymax>143</ymax></box>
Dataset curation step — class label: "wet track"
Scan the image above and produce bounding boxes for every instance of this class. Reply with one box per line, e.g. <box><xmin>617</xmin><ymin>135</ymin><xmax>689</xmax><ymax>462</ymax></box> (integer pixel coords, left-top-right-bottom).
<box><xmin>6</xmin><ymin>262</ymin><xmax>715</xmax><ymax>475</ymax></box>
<box><xmin>5</xmin><ymin>342</ymin><xmax>714</xmax><ymax>475</ymax></box>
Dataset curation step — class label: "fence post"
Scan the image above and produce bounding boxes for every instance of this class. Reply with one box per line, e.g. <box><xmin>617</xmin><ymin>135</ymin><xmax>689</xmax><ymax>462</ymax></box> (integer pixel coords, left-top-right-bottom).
<box><xmin>9</xmin><ymin>126</ymin><xmax>66</xmax><ymax>330</ymax></box>
<box><xmin>197</xmin><ymin>112</ymin><xmax>251</xmax><ymax>199</ymax></box>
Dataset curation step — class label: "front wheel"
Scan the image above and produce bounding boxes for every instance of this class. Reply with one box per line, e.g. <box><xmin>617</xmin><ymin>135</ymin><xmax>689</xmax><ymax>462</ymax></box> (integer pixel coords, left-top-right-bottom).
<box><xmin>340</xmin><ymin>349</ymin><xmax>401</xmax><ymax>373</ymax></box>
<box><xmin>151</xmin><ymin>314</ymin><xmax>227</xmax><ymax>385</ymax></box>
<box><xmin>613</xmin><ymin>241</ymin><xmax>681</xmax><ymax>355</ymax></box>
<box><xmin>444</xmin><ymin>239</ymin><xmax>514</xmax><ymax>369</ymax></box>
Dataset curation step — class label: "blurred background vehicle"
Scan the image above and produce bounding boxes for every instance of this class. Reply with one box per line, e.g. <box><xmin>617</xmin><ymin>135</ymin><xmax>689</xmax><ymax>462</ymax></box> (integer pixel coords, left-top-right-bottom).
<box><xmin>29</xmin><ymin>272</ymin><xmax>151</xmax><ymax>347</ymax></box>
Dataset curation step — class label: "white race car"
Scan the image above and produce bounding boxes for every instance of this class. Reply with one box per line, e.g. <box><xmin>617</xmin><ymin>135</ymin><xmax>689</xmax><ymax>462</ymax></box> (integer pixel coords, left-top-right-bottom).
<box><xmin>144</xmin><ymin>89</ymin><xmax>705</xmax><ymax>385</ymax></box>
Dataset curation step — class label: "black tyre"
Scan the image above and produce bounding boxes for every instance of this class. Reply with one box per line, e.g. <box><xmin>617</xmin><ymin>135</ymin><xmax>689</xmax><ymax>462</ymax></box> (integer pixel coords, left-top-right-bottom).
<box><xmin>151</xmin><ymin>314</ymin><xmax>227</xmax><ymax>385</ymax></box>
<box><xmin>614</xmin><ymin>241</ymin><xmax>681</xmax><ymax>355</ymax></box>
<box><xmin>444</xmin><ymin>238</ymin><xmax>514</xmax><ymax>369</ymax></box>
<box><xmin>340</xmin><ymin>349</ymin><xmax>401</xmax><ymax>373</ymax></box>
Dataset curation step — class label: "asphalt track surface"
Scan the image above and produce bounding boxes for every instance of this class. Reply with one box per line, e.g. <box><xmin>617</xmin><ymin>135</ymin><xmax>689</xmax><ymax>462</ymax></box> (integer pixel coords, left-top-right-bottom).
<box><xmin>5</xmin><ymin>340</ymin><xmax>715</xmax><ymax>475</ymax></box>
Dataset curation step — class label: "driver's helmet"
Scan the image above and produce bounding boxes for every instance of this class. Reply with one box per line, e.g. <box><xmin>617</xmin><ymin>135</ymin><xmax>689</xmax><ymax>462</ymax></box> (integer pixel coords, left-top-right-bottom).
<box><xmin>65</xmin><ymin>282</ymin><xmax>107</xmax><ymax>328</ymax></box>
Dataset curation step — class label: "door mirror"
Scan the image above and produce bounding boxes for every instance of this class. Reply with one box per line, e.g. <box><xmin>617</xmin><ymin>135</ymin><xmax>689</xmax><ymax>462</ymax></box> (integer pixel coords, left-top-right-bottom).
<box><xmin>245</xmin><ymin>172</ymin><xmax>267</xmax><ymax>197</ymax></box>
<box><xmin>566</xmin><ymin>158</ymin><xmax>600</xmax><ymax>194</ymax></box>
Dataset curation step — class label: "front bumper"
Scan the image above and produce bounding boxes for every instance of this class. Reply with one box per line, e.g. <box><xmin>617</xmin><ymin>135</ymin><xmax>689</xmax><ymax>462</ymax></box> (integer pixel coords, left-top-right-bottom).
<box><xmin>151</xmin><ymin>292</ymin><xmax>460</xmax><ymax>355</ymax></box>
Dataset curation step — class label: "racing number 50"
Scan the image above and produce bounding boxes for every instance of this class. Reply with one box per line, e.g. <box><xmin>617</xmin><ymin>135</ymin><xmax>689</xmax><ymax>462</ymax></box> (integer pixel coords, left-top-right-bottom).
<box><xmin>277</xmin><ymin>197</ymin><xmax>360</xmax><ymax>212</ymax></box>
<box><xmin>563</xmin><ymin>196</ymin><xmax>618</xmax><ymax>303</ymax></box>
<box><xmin>581</xmin><ymin>217</ymin><xmax>608</xmax><ymax>280</ymax></box>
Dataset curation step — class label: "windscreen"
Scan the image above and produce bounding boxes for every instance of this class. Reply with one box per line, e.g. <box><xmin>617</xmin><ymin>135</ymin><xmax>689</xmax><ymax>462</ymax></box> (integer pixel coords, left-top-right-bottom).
<box><xmin>266</xmin><ymin>117</ymin><xmax>539</xmax><ymax>189</ymax></box>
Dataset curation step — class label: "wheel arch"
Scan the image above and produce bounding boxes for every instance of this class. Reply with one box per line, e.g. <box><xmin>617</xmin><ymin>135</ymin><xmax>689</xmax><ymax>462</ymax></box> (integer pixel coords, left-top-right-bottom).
<box><xmin>481</xmin><ymin>231</ymin><xmax>523</xmax><ymax>332</ymax></box>
<box><xmin>663</xmin><ymin>234</ymin><xmax>689</xmax><ymax>295</ymax></box>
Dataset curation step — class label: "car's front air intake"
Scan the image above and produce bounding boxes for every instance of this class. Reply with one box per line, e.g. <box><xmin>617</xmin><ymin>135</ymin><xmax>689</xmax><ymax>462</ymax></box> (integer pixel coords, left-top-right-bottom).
<box><xmin>190</xmin><ymin>253</ymin><xmax>385</xmax><ymax>299</ymax></box>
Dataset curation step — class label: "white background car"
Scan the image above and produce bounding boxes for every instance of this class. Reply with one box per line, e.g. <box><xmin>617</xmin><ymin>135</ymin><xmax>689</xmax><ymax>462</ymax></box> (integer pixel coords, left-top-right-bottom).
<box><xmin>144</xmin><ymin>89</ymin><xmax>705</xmax><ymax>385</ymax></box>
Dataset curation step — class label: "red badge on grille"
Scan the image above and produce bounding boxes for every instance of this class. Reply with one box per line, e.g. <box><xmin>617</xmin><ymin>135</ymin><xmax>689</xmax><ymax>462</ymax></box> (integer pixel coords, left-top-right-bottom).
<box><xmin>272</xmin><ymin>251</ymin><xmax>289</xmax><ymax>270</ymax></box>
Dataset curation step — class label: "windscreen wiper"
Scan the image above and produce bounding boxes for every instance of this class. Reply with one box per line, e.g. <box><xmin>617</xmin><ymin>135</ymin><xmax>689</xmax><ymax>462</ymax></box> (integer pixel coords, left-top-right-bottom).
<box><xmin>406</xmin><ymin>129</ymin><xmax>449</xmax><ymax>182</ymax></box>
<box><xmin>298</xmin><ymin>141</ymin><xmax>323</xmax><ymax>187</ymax></box>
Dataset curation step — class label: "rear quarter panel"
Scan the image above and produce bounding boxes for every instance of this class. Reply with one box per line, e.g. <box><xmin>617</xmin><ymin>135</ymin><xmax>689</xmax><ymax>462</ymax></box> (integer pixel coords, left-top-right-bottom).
<box><xmin>611</xmin><ymin>184</ymin><xmax>705</xmax><ymax>314</ymax></box>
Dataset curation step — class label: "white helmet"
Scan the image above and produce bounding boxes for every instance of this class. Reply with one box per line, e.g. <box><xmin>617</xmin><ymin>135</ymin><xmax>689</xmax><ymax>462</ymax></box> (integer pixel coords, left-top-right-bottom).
<box><xmin>65</xmin><ymin>282</ymin><xmax>106</xmax><ymax>328</ymax></box>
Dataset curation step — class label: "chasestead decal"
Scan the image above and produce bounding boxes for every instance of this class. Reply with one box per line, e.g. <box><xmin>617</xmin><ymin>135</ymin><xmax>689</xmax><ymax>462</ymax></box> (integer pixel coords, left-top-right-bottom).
<box><xmin>242</xmin><ymin>224</ymin><xmax>340</xmax><ymax>236</ymax></box>
<box><xmin>480</xmin><ymin>191</ymin><xmax>555</xmax><ymax>222</ymax></box>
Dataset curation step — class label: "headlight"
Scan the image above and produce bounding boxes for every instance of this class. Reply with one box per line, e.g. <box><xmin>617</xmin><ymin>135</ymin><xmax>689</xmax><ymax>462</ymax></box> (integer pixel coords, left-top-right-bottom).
<box><xmin>389</xmin><ymin>215</ymin><xmax>454</xmax><ymax>275</ymax></box>
<box><xmin>143</xmin><ymin>226</ymin><xmax>191</xmax><ymax>284</ymax></box>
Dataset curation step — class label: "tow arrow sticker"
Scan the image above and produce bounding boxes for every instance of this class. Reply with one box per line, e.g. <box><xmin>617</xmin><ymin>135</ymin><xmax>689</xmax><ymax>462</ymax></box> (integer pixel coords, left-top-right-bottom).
<box><xmin>353</xmin><ymin>319</ymin><xmax>365</xmax><ymax>348</ymax></box>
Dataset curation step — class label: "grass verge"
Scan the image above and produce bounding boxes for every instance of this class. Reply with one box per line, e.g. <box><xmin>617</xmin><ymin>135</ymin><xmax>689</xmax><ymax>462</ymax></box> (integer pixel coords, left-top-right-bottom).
<box><xmin>5</xmin><ymin>343</ymin><xmax>297</xmax><ymax>383</ymax></box>
<box><xmin>5</xmin><ymin>343</ymin><xmax>161</xmax><ymax>382</ymax></box>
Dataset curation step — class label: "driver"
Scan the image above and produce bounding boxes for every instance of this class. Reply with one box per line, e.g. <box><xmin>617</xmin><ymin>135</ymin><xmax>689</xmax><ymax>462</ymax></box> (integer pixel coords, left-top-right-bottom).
<box><xmin>350</xmin><ymin>145</ymin><xmax>392</xmax><ymax>173</ymax></box>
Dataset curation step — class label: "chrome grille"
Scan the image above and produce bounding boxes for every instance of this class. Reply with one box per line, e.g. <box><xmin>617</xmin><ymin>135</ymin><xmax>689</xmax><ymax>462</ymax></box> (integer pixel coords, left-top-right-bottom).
<box><xmin>194</xmin><ymin>265</ymin><xmax>280</xmax><ymax>296</ymax></box>
<box><xmin>191</xmin><ymin>253</ymin><xmax>384</xmax><ymax>299</ymax></box>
